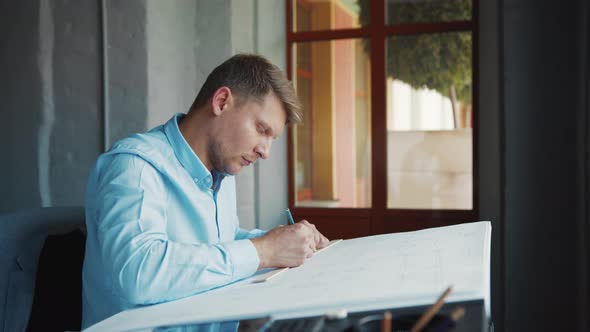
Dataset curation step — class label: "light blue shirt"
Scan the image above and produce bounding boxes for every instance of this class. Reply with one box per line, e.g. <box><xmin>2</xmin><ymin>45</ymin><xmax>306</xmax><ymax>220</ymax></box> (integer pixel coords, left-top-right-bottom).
<box><xmin>82</xmin><ymin>113</ymin><xmax>265</xmax><ymax>331</ymax></box>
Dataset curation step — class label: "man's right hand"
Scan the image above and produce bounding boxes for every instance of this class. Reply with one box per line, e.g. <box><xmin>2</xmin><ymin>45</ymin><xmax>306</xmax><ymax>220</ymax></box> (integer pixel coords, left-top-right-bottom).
<box><xmin>250</xmin><ymin>221</ymin><xmax>329</xmax><ymax>269</ymax></box>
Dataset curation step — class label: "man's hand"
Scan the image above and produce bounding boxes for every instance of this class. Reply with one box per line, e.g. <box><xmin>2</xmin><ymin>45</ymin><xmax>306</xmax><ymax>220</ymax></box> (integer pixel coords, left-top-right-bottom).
<box><xmin>250</xmin><ymin>220</ymin><xmax>329</xmax><ymax>269</ymax></box>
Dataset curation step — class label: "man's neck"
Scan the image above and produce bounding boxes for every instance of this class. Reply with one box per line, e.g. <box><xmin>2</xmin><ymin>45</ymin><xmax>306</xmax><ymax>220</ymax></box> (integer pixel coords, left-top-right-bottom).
<box><xmin>179</xmin><ymin>110</ymin><xmax>213</xmax><ymax>171</ymax></box>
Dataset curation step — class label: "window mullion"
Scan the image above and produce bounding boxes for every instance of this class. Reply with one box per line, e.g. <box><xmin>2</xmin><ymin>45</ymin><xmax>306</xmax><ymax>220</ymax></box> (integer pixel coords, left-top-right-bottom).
<box><xmin>370</xmin><ymin>0</ymin><xmax>387</xmax><ymax>234</ymax></box>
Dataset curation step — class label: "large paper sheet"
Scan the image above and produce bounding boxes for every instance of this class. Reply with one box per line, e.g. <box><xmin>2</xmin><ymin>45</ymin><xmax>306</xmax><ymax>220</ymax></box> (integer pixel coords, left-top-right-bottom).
<box><xmin>85</xmin><ymin>221</ymin><xmax>491</xmax><ymax>331</ymax></box>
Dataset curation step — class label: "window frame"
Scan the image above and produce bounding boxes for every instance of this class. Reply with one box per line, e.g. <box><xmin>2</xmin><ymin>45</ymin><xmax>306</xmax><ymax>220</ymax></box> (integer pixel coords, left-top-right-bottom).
<box><xmin>286</xmin><ymin>0</ymin><xmax>479</xmax><ymax>238</ymax></box>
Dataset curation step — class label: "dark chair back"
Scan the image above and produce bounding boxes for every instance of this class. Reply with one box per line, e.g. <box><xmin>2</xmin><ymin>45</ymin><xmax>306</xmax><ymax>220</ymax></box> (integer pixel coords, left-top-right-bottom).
<box><xmin>26</xmin><ymin>229</ymin><xmax>86</xmax><ymax>332</ymax></box>
<box><xmin>0</xmin><ymin>207</ymin><xmax>85</xmax><ymax>332</ymax></box>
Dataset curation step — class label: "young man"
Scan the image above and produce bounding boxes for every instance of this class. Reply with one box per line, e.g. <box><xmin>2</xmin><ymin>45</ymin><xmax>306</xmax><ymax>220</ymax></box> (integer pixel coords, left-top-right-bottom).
<box><xmin>82</xmin><ymin>54</ymin><xmax>329</xmax><ymax>329</ymax></box>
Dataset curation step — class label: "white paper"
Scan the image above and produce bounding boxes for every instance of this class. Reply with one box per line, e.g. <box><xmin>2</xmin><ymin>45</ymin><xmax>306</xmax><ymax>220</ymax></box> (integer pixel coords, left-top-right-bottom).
<box><xmin>85</xmin><ymin>221</ymin><xmax>491</xmax><ymax>332</ymax></box>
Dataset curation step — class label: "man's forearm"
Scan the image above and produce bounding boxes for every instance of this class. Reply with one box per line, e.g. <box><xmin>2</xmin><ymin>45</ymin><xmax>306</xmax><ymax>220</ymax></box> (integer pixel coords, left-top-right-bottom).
<box><xmin>104</xmin><ymin>235</ymin><xmax>259</xmax><ymax>305</ymax></box>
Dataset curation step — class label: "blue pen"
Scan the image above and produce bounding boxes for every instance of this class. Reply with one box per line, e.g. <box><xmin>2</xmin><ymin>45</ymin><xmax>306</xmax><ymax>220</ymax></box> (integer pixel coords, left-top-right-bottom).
<box><xmin>286</xmin><ymin>208</ymin><xmax>296</xmax><ymax>225</ymax></box>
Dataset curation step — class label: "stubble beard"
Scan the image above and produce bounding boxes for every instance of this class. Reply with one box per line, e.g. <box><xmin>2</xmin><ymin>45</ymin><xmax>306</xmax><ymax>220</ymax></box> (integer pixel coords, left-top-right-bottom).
<box><xmin>207</xmin><ymin>136</ymin><xmax>237</xmax><ymax>176</ymax></box>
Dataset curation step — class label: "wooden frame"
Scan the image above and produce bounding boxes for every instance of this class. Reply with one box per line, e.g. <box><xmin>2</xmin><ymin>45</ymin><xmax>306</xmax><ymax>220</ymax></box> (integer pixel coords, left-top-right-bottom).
<box><xmin>286</xmin><ymin>0</ymin><xmax>479</xmax><ymax>238</ymax></box>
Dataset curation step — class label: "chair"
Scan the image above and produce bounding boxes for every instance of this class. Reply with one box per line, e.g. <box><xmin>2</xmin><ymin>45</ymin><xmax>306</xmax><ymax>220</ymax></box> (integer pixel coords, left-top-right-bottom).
<box><xmin>0</xmin><ymin>207</ymin><xmax>85</xmax><ymax>332</ymax></box>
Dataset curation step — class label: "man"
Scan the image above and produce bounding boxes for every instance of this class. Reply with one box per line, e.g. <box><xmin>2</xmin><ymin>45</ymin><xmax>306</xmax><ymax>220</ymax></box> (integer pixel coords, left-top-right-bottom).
<box><xmin>82</xmin><ymin>54</ymin><xmax>329</xmax><ymax>330</ymax></box>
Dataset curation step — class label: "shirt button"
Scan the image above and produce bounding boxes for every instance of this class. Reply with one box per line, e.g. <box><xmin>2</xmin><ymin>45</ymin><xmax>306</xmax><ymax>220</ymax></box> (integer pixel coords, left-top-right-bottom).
<box><xmin>193</xmin><ymin>178</ymin><xmax>199</xmax><ymax>183</ymax></box>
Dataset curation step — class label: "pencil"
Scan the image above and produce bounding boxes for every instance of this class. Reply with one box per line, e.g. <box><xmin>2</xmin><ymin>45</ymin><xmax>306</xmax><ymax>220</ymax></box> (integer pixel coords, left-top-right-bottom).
<box><xmin>381</xmin><ymin>311</ymin><xmax>392</xmax><ymax>332</ymax></box>
<box><xmin>410</xmin><ymin>286</ymin><xmax>453</xmax><ymax>332</ymax></box>
<box><xmin>286</xmin><ymin>208</ymin><xmax>295</xmax><ymax>225</ymax></box>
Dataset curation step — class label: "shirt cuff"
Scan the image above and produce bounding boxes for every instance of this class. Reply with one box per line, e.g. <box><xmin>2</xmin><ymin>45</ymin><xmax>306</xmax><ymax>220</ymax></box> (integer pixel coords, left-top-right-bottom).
<box><xmin>221</xmin><ymin>239</ymin><xmax>260</xmax><ymax>280</ymax></box>
<box><xmin>247</xmin><ymin>229</ymin><xmax>267</xmax><ymax>239</ymax></box>
<box><xmin>235</xmin><ymin>228</ymin><xmax>268</xmax><ymax>240</ymax></box>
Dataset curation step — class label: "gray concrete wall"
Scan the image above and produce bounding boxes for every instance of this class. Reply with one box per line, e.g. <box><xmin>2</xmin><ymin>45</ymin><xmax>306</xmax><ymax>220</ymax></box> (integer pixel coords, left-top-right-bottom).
<box><xmin>1</xmin><ymin>0</ymin><xmax>43</xmax><ymax>212</ymax></box>
<box><xmin>0</xmin><ymin>0</ymin><xmax>283</xmax><ymax>231</ymax></box>
<box><xmin>0</xmin><ymin>0</ymin><xmax>148</xmax><ymax>213</ymax></box>
<box><xmin>146</xmin><ymin>0</ymin><xmax>198</xmax><ymax>129</ymax></box>
<box><xmin>49</xmin><ymin>0</ymin><xmax>103</xmax><ymax>207</ymax></box>
<box><xmin>103</xmin><ymin>0</ymin><xmax>148</xmax><ymax>146</ymax></box>
<box><xmin>0</xmin><ymin>0</ymin><xmax>102</xmax><ymax>213</ymax></box>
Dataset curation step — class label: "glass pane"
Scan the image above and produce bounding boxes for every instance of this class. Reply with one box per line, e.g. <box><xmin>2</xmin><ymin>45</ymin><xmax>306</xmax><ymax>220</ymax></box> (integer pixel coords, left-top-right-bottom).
<box><xmin>293</xmin><ymin>0</ymin><xmax>370</xmax><ymax>32</ymax></box>
<box><xmin>292</xmin><ymin>39</ymin><xmax>372</xmax><ymax>208</ymax></box>
<box><xmin>386</xmin><ymin>32</ymin><xmax>472</xmax><ymax>210</ymax></box>
<box><xmin>386</xmin><ymin>0</ymin><xmax>472</xmax><ymax>25</ymax></box>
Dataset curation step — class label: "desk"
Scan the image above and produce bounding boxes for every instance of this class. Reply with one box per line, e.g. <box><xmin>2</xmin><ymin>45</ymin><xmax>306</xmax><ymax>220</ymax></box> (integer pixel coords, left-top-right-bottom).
<box><xmin>85</xmin><ymin>222</ymin><xmax>491</xmax><ymax>332</ymax></box>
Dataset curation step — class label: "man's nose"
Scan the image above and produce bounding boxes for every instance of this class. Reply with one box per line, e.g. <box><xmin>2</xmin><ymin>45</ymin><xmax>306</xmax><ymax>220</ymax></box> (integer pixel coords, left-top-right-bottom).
<box><xmin>255</xmin><ymin>139</ymin><xmax>272</xmax><ymax>160</ymax></box>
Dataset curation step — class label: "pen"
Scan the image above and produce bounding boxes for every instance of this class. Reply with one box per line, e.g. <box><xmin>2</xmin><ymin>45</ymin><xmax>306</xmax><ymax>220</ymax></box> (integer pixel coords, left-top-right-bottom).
<box><xmin>410</xmin><ymin>286</ymin><xmax>453</xmax><ymax>332</ymax></box>
<box><xmin>286</xmin><ymin>208</ymin><xmax>295</xmax><ymax>225</ymax></box>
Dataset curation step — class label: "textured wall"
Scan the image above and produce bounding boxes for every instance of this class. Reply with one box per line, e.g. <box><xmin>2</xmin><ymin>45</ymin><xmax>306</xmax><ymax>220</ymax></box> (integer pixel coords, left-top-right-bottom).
<box><xmin>0</xmin><ymin>0</ymin><xmax>286</xmax><ymax>231</ymax></box>
<box><xmin>0</xmin><ymin>0</ymin><xmax>102</xmax><ymax>213</ymax></box>
<box><xmin>146</xmin><ymin>0</ymin><xmax>198</xmax><ymax>129</ymax></box>
<box><xmin>103</xmin><ymin>0</ymin><xmax>148</xmax><ymax>146</ymax></box>
<box><xmin>49</xmin><ymin>0</ymin><xmax>102</xmax><ymax>206</ymax></box>
<box><xmin>0</xmin><ymin>1</ymin><xmax>43</xmax><ymax>212</ymax></box>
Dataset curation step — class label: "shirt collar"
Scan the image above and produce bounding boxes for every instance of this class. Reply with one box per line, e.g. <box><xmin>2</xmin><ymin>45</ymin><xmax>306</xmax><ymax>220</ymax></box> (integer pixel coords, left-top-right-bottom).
<box><xmin>164</xmin><ymin>113</ymin><xmax>214</xmax><ymax>189</ymax></box>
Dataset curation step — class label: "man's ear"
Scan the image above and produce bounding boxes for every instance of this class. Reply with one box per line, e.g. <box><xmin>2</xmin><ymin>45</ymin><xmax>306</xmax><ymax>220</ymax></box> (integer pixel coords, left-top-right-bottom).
<box><xmin>211</xmin><ymin>87</ymin><xmax>233</xmax><ymax>116</ymax></box>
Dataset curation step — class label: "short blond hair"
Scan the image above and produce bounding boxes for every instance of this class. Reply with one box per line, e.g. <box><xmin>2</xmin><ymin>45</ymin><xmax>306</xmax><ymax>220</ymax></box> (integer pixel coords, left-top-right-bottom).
<box><xmin>191</xmin><ymin>54</ymin><xmax>302</xmax><ymax>125</ymax></box>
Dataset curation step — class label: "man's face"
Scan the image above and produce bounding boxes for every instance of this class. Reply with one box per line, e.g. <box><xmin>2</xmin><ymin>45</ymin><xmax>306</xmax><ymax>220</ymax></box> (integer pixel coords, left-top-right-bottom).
<box><xmin>208</xmin><ymin>92</ymin><xmax>286</xmax><ymax>175</ymax></box>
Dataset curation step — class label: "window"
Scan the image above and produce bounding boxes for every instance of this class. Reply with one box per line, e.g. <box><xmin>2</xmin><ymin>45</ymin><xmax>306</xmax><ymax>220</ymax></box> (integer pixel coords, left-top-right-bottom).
<box><xmin>287</xmin><ymin>0</ymin><xmax>477</xmax><ymax>239</ymax></box>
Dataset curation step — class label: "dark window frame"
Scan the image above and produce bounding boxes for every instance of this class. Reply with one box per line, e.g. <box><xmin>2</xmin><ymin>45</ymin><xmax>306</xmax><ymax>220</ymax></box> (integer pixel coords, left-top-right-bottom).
<box><xmin>286</xmin><ymin>0</ymin><xmax>479</xmax><ymax>238</ymax></box>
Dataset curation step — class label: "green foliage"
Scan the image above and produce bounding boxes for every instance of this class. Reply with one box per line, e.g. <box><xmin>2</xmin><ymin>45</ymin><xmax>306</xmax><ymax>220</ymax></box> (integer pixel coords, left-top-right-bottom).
<box><xmin>358</xmin><ymin>0</ymin><xmax>473</xmax><ymax>103</ymax></box>
<box><xmin>385</xmin><ymin>0</ymin><xmax>471</xmax><ymax>24</ymax></box>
